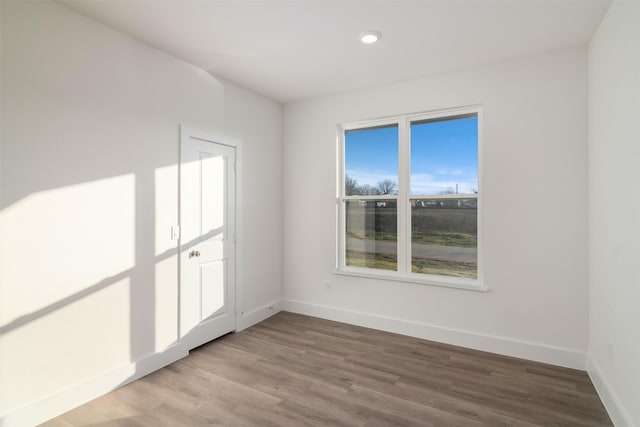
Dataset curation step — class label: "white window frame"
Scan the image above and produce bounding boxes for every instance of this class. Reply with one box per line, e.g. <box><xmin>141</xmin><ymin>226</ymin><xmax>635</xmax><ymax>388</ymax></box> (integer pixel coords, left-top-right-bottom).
<box><xmin>336</xmin><ymin>105</ymin><xmax>486</xmax><ymax>292</ymax></box>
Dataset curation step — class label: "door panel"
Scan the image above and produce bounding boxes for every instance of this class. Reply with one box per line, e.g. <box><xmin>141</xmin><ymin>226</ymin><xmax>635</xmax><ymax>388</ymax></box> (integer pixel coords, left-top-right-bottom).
<box><xmin>180</xmin><ymin>131</ymin><xmax>236</xmax><ymax>351</ymax></box>
<box><xmin>200</xmin><ymin>260</ymin><xmax>226</xmax><ymax>320</ymax></box>
<box><xmin>200</xmin><ymin>154</ymin><xmax>226</xmax><ymax>235</ymax></box>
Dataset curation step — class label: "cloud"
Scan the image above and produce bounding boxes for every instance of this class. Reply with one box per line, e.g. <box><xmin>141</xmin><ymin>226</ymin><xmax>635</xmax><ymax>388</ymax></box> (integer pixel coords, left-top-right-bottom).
<box><xmin>434</xmin><ymin>168</ymin><xmax>464</xmax><ymax>176</ymax></box>
<box><xmin>345</xmin><ymin>169</ymin><xmax>477</xmax><ymax>195</ymax></box>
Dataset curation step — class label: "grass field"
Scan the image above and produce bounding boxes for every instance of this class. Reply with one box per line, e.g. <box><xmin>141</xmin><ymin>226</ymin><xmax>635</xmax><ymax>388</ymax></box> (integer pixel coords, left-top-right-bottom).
<box><xmin>345</xmin><ymin>205</ymin><xmax>478</xmax><ymax>278</ymax></box>
<box><xmin>347</xmin><ymin>230</ymin><xmax>476</xmax><ymax>248</ymax></box>
<box><xmin>411</xmin><ymin>231</ymin><xmax>476</xmax><ymax>248</ymax></box>
<box><xmin>346</xmin><ymin>250</ymin><xmax>397</xmax><ymax>271</ymax></box>
<box><xmin>346</xmin><ymin>250</ymin><xmax>477</xmax><ymax>279</ymax></box>
<box><xmin>346</xmin><ymin>205</ymin><xmax>477</xmax><ymax>246</ymax></box>
<box><xmin>410</xmin><ymin>257</ymin><xmax>477</xmax><ymax>278</ymax></box>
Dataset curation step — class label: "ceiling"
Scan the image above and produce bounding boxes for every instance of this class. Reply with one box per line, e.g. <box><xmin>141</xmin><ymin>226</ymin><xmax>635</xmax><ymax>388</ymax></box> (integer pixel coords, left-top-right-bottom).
<box><xmin>59</xmin><ymin>0</ymin><xmax>611</xmax><ymax>103</ymax></box>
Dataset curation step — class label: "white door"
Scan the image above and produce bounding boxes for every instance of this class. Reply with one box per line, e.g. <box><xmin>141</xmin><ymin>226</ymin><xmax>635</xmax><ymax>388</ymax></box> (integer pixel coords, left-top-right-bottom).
<box><xmin>180</xmin><ymin>130</ymin><xmax>237</xmax><ymax>350</ymax></box>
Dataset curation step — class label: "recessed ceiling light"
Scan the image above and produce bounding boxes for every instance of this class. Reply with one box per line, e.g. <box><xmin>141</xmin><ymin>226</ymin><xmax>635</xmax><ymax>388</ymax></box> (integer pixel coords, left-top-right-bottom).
<box><xmin>360</xmin><ymin>31</ymin><xmax>382</xmax><ymax>45</ymax></box>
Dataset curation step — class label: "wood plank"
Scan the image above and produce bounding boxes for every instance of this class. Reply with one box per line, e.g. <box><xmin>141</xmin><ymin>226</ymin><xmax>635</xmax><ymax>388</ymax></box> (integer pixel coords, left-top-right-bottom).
<box><xmin>42</xmin><ymin>312</ymin><xmax>612</xmax><ymax>426</ymax></box>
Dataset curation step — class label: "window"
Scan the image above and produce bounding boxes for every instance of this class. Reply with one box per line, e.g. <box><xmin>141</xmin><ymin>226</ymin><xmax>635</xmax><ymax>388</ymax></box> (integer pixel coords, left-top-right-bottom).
<box><xmin>337</xmin><ymin>107</ymin><xmax>483</xmax><ymax>291</ymax></box>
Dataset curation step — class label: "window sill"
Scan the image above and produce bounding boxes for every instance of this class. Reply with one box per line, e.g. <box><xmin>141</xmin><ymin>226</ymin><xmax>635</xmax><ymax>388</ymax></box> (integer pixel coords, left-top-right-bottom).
<box><xmin>334</xmin><ymin>267</ymin><xmax>488</xmax><ymax>292</ymax></box>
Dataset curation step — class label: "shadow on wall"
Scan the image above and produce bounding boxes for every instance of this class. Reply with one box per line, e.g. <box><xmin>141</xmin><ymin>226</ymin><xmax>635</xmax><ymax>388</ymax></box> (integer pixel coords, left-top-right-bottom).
<box><xmin>0</xmin><ymin>0</ymin><xmax>230</xmax><ymax>421</ymax></box>
<box><xmin>0</xmin><ymin>225</ymin><xmax>221</xmax><ymax>337</ymax></box>
<box><xmin>0</xmin><ymin>158</ymin><xmax>220</xmax><ymax>421</ymax></box>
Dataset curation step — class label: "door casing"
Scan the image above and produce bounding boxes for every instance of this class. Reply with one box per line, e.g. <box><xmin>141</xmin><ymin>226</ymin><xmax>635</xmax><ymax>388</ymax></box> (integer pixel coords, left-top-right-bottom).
<box><xmin>179</xmin><ymin>126</ymin><xmax>242</xmax><ymax>350</ymax></box>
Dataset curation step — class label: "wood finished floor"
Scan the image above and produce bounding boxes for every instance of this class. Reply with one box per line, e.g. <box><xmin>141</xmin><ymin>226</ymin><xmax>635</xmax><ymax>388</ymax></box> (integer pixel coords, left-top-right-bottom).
<box><xmin>42</xmin><ymin>312</ymin><xmax>612</xmax><ymax>426</ymax></box>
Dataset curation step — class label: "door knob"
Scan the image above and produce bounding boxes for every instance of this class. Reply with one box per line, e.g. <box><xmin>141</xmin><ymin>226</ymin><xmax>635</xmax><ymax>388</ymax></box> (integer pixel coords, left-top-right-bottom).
<box><xmin>189</xmin><ymin>250</ymin><xmax>201</xmax><ymax>258</ymax></box>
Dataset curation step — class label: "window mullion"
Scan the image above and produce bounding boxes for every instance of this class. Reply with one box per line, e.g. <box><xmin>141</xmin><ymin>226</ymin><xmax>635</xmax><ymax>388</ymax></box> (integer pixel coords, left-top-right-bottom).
<box><xmin>339</xmin><ymin>106</ymin><xmax>481</xmax><ymax>288</ymax></box>
<box><xmin>397</xmin><ymin>118</ymin><xmax>410</xmax><ymax>274</ymax></box>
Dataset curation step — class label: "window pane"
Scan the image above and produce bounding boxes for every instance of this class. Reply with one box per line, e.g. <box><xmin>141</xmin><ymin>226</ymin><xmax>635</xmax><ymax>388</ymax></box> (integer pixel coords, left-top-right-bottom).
<box><xmin>346</xmin><ymin>199</ymin><xmax>397</xmax><ymax>271</ymax></box>
<box><xmin>410</xmin><ymin>114</ymin><xmax>478</xmax><ymax>196</ymax></box>
<box><xmin>411</xmin><ymin>198</ymin><xmax>477</xmax><ymax>279</ymax></box>
<box><xmin>345</xmin><ymin>125</ymin><xmax>398</xmax><ymax>196</ymax></box>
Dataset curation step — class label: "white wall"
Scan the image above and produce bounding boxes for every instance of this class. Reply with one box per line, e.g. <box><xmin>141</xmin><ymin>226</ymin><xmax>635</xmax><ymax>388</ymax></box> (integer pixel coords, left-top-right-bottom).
<box><xmin>219</xmin><ymin>79</ymin><xmax>284</xmax><ymax>319</ymax></box>
<box><xmin>588</xmin><ymin>2</ymin><xmax>640</xmax><ymax>425</ymax></box>
<box><xmin>283</xmin><ymin>49</ymin><xmax>589</xmax><ymax>365</ymax></box>
<box><xmin>0</xmin><ymin>1</ymin><xmax>282</xmax><ymax>422</ymax></box>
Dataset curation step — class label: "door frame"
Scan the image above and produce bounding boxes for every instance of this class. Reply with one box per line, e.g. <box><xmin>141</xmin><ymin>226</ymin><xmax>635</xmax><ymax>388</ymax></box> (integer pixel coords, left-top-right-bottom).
<box><xmin>178</xmin><ymin>125</ymin><xmax>242</xmax><ymax>346</ymax></box>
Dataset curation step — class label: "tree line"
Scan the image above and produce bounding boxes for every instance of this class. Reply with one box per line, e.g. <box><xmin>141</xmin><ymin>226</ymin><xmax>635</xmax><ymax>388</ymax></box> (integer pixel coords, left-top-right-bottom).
<box><xmin>346</xmin><ymin>175</ymin><xmax>477</xmax><ymax>196</ymax></box>
<box><xmin>345</xmin><ymin>175</ymin><xmax>397</xmax><ymax>196</ymax></box>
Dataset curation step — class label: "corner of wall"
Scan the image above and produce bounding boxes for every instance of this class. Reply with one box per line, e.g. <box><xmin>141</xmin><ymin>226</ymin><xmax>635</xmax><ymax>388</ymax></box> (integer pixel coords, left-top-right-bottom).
<box><xmin>0</xmin><ymin>345</ymin><xmax>188</xmax><ymax>427</ymax></box>
<box><xmin>587</xmin><ymin>1</ymin><xmax>640</xmax><ymax>426</ymax></box>
<box><xmin>587</xmin><ymin>356</ymin><xmax>635</xmax><ymax>427</ymax></box>
<box><xmin>236</xmin><ymin>300</ymin><xmax>283</xmax><ymax>332</ymax></box>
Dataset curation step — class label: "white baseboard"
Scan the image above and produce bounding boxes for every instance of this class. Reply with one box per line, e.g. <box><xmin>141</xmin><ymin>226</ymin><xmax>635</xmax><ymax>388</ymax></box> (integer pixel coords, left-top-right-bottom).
<box><xmin>0</xmin><ymin>300</ymin><xmax>592</xmax><ymax>427</ymax></box>
<box><xmin>0</xmin><ymin>344</ymin><xmax>188</xmax><ymax>427</ymax></box>
<box><xmin>282</xmin><ymin>300</ymin><xmax>586</xmax><ymax>370</ymax></box>
<box><xmin>0</xmin><ymin>301</ymin><xmax>283</xmax><ymax>427</ymax></box>
<box><xmin>236</xmin><ymin>299</ymin><xmax>283</xmax><ymax>331</ymax></box>
<box><xmin>587</xmin><ymin>355</ymin><xmax>635</xmax><ymax>427</ymax></box>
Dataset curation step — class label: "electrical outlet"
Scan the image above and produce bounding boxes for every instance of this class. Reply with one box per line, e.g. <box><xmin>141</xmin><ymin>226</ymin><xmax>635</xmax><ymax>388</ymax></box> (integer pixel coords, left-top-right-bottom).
<box><xmin>171</xmin><ymin>225</ymin><xmax>180</xmax><ymax>241</ymax></box>
<box><xmin>324</xmin><ymin>281</ymin><xmax>332</xmax><ymax>293</ymax></box>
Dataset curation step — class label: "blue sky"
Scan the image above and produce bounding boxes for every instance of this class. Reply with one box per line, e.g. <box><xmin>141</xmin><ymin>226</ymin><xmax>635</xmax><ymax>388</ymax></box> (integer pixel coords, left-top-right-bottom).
<box><xmin>345</xmin><ymin>116</ymin><xmax>478</xmax><ymax>195</ymax></box>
